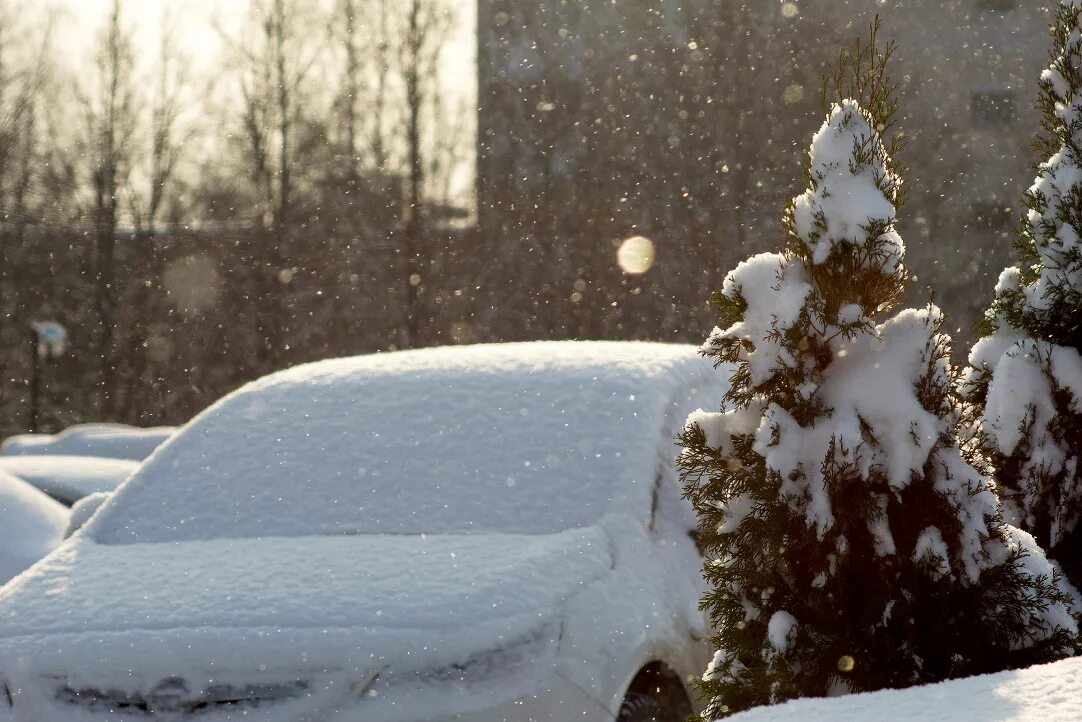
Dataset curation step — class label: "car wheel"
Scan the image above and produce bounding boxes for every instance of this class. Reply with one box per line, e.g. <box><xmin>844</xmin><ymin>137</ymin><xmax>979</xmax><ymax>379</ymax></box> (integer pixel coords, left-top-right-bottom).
<box><xmin>617</xmin><ymin>691</ymin><xmax>672</xmax><ymax>722</ymax></box>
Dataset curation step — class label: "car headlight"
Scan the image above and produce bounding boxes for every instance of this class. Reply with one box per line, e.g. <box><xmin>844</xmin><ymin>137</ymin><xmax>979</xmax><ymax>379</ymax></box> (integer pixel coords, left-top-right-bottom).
<box><xmin>359</xmin><ymin>623</ymin><xmax>560</xmax><ymax>701</ymax></box>
<box><xmin>429</xmin><ymin>623</ymin><xmax>559</xmax><ymax>685</ymax></box>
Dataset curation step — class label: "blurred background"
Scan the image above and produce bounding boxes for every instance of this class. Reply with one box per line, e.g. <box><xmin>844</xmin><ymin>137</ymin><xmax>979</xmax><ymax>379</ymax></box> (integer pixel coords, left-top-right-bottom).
<box><xmin>0</xmin><ymin>0</ymin><xmax>1045</xmax><ymax>434</ymax></box>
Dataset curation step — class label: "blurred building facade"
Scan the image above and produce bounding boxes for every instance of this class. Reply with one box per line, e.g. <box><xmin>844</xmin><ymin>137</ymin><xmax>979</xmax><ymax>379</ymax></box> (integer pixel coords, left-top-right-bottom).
<box><xmin>474</xmin><ymin>0</ymin><xmax>839</xmax><ymax>339</ymax></box>
<box><xmin>874</xmin><ymin>0</ymin><xmax>1048</xmax><ymax>330</ymax></box>
<box><xmin>474</xmin><ymin>0</ymin><xmax>1053</xmax><ymax>339</ymax></box>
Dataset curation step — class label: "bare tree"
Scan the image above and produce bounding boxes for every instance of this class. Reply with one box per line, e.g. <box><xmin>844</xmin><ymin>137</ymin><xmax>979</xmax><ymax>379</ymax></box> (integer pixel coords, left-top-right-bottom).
<box><xmin>0</xmin><ymin>2</ymin><xmax>49</xmax><ymax>311</ymax></box>
<box><xmin>333</xmin><ymin>0</ymin><xmax>394</xmax><ymax>174</ymax></box>
<box><xmin>0</xmin><ymin>1</ymin><xmax>54</xmax><ymax>427</ymax></box>
<box><xmin>129</xmin><ymin>13</ymin><xmax>190</xmax><ymax>242</ymax></box>
<box><xmin>335</xmin><ymin>0</ymin><xmax>363</xmax><ymax>181</ymax></box>
<box><xmin>395</xmin><ymin>0</ymin><xmax>451</xmax><ymax>348</ymax></box>
<box><xmin>227</xmin><ymin>0</ymin><xmax>318</xmax><ymax>229</ymax></box>
<box><xmin>80</xmin><ymin>0</ymin><xmax>136</xmax><ymax>403</ymax></box>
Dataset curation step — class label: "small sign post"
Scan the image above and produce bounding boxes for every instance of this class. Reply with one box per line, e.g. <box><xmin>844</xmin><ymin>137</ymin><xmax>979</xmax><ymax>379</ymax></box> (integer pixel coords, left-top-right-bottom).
<box><xmin>28</xmin><ymin>322</ymin><xmax>67</xmax><ymax>433</ymax></box>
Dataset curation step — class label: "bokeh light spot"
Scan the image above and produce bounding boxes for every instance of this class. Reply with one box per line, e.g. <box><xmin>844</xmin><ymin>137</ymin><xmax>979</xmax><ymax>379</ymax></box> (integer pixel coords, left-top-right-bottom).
<box><xmin>617</xmin><ymin>236</ymin><xmax>656</xmax><ymax>275</ymax></box>
<box><xmin>162</xmin><ymin>254</ymin><xmax>221</xmax><ymax>315</ymax></box>
<box><xmin>450</xmin><ymin>321</ymin><xmax>473</xmax><ymax>344</ymax></box>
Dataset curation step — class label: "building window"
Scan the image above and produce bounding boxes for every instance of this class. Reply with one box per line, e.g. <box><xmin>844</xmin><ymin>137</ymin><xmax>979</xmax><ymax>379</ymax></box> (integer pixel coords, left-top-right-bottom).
<box><xmin>976</xmin><ymin>0</ymin><xmax>1017</xmax><ymax>10</ymax></box>
<box><xmin>971</xmin><ymin>90</ymin><xmax>1017</xmax><ymax>127</ymax></box>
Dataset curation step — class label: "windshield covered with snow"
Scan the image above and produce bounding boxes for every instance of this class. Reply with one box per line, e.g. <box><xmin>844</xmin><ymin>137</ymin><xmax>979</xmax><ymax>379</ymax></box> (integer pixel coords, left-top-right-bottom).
<box><xmin>91</xmin><ymin>344</ymin><xmax>697</xmax><ymax>543</ymax></box>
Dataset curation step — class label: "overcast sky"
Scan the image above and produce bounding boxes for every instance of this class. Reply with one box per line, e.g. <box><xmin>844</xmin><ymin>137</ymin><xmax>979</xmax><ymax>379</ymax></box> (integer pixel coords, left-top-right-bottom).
<box><xmin>61</xmin><ymin>0</ymin><xmax>232</xmax><ymax>73</ymax></box>
<box><xmin>55</xmin><ymin>0</ymin><xmax>477</xmax><ymax>202</ymax></box>
<box><xmin>58</xmin><ymin>1</ymin><xmax>476</xmax><ymax>90</ymax></box>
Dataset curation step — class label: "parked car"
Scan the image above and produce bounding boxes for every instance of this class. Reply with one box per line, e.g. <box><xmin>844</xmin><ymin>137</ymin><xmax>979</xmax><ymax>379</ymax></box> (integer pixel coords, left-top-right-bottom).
<box><xmin>0</xmin><ymin>456</ymin><xmax>137</xmax><ymax>506</ymax></box>
<box><xmin>0</xmin><ymin>423</ymin><xmax>175</xmax><ymax>462</ymax></box>
<box><xmin>63</xmin><ymin>492</ymin><xmax>113</xmax><ymax>540</ymax></box>
<box><xmin>0</xmin><ymin>341</ymin><xmax>724</xmax><ymax>722</ymax></box>
<box><xmin>0</xmin><ymin>470</ymin><xmax>66</xmax><ymax>587</ymax></box>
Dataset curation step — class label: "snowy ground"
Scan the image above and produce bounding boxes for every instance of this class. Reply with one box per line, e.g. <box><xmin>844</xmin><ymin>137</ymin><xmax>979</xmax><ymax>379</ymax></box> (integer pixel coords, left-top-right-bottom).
<box><xmin>732</xmin><ymin>656</ymin><xmax>1082</xmax><ymax>721</ymax></box>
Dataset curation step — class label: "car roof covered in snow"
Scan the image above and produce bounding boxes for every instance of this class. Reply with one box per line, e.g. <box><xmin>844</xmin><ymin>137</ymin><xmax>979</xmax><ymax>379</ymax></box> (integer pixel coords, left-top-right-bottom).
<box><xmin>89</xmin><ymin>341</ymin><xmax>721</xmax><ymax>544</ymax></box>
<box><xmin>1</xmin><ymin>423</ymin><xmax>175</xmax><ymax>462</ymax></box>
<box><xmin>0</xmin><ymin>455</ymin><xmax>138</xmax><ymax>506</ymax></box>
<box><xmin>0</xmin><ymin>469</ymin><xmax>67</xmax><ymax>584</ymax></box>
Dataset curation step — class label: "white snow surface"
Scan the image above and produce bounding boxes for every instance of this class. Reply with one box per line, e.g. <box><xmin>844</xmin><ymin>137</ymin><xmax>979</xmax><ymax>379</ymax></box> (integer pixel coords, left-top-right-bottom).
<box><xmin>998</xmin><ymin>526</ymin><xmax>1082</xmax><ymax>647</ymax></box>
<box><xmin>1024</xmin><ymin>148</ymin><xmax>1082</xmax><ymax>310</ymax></box>
<box><xmin>0</xmin><ymin>423</ymin><xmax>174</xmax><ymax>461</ymax></box>
<box><xmin>0</xmin><ymin>528</ymin><xmax>610</xmax><ymax>641</ymax></box>
<box><xmin>767</xmin><ymin>611</ymin><xmax>797</xmax><ymax>655</ymax></box>
<box><xmin>977</xmin><ymin>336</ymin><xmax>1082</xmax><ymax>544</ymax></box>
<box><xmin>704</xmin><ymin>252</ymin><xmax>811</xmax><ymax>387</ymax></box>
<box><xmin>0</xmin><ymin>529</ymin><xmax>612</xmax><ymax>722</ymax></box>
<box><xmin>790</xmin><ymin>100</ymin><xmax>903</xmax><ymax>271</ymax></box>
<box><xmin>963</xmin><ymin>324</ymin><xmax>1024</xmax><ymax>392</ymax></box>
<box><xmin>728</xmin><ymin>654</ymin><xmax>1082</xmax><ymax>722</ymax></box>
<box><xmin>0</xmin><ymin>470</ymin><xmax>66</xmax><ymax>585</ymax></box>
<box><xmin>63</xmin><ymin>491</ymin><xmax>111</xmax><ymax>539</ymax></box>
<box><xmin>89</xmin><ymin>341</ymin><xmax>715</xmax><ymax>543</ymax></box>
<box><xmin>0</xmin><ymin>455</ymin><xmax>136</xmax><ymax>505</ymax></box>
<box><xmin>749</xmin><ymin>308</ymin><xmax>958</xmax><ymax>544</ymax></box>
<box><xmin>984</xmin><ymin>342</ymin><xmax>1082</xmax><ymax>458</ymax></box>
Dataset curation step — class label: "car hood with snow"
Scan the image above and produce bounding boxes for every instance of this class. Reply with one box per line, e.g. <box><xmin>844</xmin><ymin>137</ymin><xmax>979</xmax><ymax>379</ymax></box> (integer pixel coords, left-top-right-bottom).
<box><xmin>0</xmin><ymin>528</ymin><xmax>611</xmax><ymax>717</ymax></box>
<box><xmin>0</xmin><ymin>529</ymin><xmax>612</xmax><ymax>640</ymax></box>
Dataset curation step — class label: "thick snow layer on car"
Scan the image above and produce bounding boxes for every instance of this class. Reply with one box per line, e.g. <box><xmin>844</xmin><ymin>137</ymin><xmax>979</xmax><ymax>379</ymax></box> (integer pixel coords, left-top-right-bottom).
<box><xmin>0</xmin><ymin>455</ymin><xmax>137</xmax><ymax>505</ymax></box>
<box><xmin>0</xmin><ymin>470</ymin><xmax>66</xmax><ymax>584</ymax></box>
<box><xmin>0</xmin><ymin>528</ymin><xmax>611</xmax><ymax>721</ymax></box>
<box><xmin>0</xmin><ymin>527</ymin><xmax>610</xmax><ymax>642</ymax></box>
<box><xmin>0</xmin><ymin>423</ymin><xmax>174</xmax><ymax>461</ymax></box>
<box><xmin>63</xmin><ymin>491</ymin><xmax>111</xmax><ymax>538</ymax></box>
<box><xmin>0</xmin><ymin>342</ymin><xmax>723</xmax><ymax>722</ymax></box>
<box><xmin>729</xmin><ymin>655</ymin><xmax>1082</xmax><ymax>721</ymax></box>
<box><xmin>89</xmin><ymin>341</ymin><xmax>717</xmax><ymax>544</ymax></box>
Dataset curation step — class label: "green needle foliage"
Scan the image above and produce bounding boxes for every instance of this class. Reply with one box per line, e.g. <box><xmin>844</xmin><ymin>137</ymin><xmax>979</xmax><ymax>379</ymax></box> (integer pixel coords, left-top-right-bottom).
<box><xmin>681</xmin><ymin>20</ymin><xmax>1079</xmax><ymax>719</ymax></box>
<box><xmin>964</xmin><ymin>1</ymin><xmax>1082</xmax><ymax>586</ymax></box>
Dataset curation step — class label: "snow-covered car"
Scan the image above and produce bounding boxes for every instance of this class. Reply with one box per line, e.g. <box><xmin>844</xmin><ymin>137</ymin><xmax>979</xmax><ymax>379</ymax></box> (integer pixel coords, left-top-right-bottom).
<box><xmin>0</xmin><ymin>341</ymin><xmax>723</xmax><ymax>722</ymax></box>
<box><xmin>63</xmin><ymin>492</ymin><xmax>113</xmax><ymax>540</ymax></box>
<box><xmin>0</xmin><ymin>423</ymin><xmax>175</xmax><ymax>462</ymax></box>
<box><xmin>0</xmin><ymin>470</ymin><xmax>66</xmax><ymax>586</ymax></box>
<box><xmin>0</xmin><ymin>455</ymin><xmax>137</xmax><ymax>506</ymax></box>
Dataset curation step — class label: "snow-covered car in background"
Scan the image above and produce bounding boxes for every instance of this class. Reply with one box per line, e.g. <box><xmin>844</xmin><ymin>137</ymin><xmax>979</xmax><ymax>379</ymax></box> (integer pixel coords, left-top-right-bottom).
<box><xmin>63</xmin><ymin>492</ymin><xmax>113</xmax><ymax>540</ymax></box>
<box><xmin>0</xmin><ymin>471</ymin><xmax>66</xmax><ymax>586</ymax></box>
<box><xmin>0</xmin><ymin>342</ymin><xmax>724</xmax><ymax>722</ymax></box>
<box><xmin>0</xmin><ymin>423</ymin><xmax>175</xmax><ymax>462</ymax></box>
<box><xmin>0</xmin><ymin>456</ymin><xmax>137</xmax><ymax>506</ymax></box>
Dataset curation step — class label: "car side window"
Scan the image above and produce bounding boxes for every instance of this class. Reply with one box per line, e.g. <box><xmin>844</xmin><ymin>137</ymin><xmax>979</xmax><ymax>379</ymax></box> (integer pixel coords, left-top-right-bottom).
<box><xmin>648</xmin><ymin>384</ymin><xmax>703</xmax><ymax>542</ymax></box>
